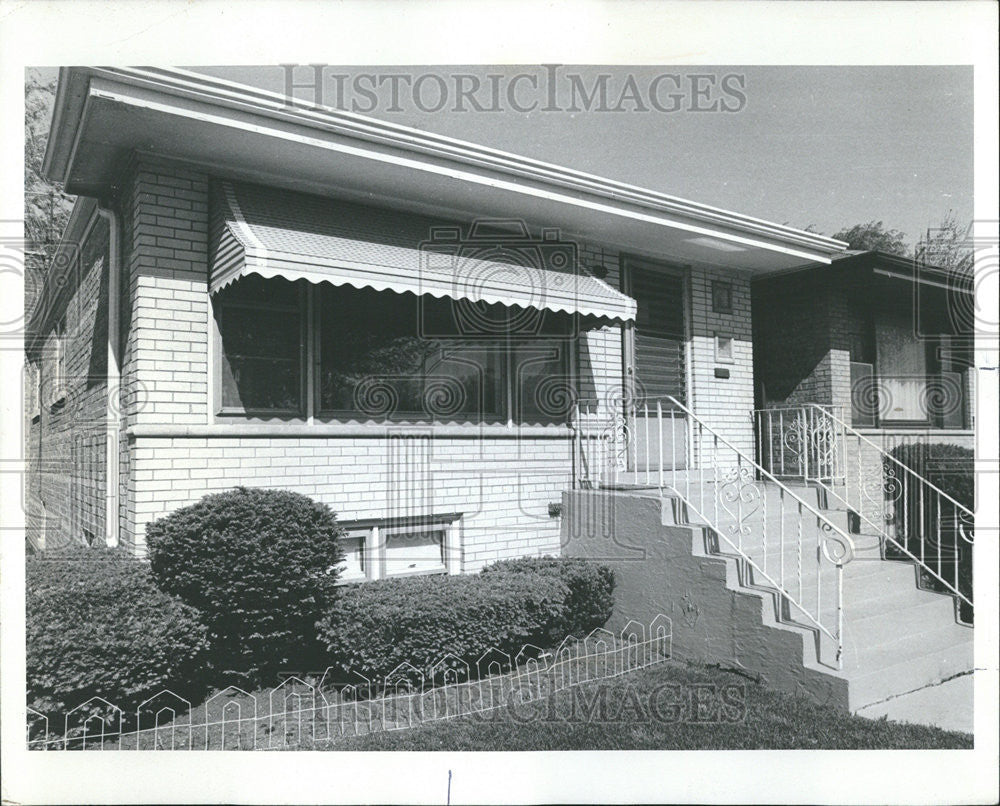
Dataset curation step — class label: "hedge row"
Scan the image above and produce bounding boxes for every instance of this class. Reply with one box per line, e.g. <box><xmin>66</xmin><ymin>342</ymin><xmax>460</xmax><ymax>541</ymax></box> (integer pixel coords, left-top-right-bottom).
<box><xmin>28</xmin><ymin>488</ymin><xmax>616</xmax><ymax>722</ymax></box>
<box><xmin>886</xmin><ymin>443</ymin><xmax>974</xmax><ymax>622</ymax></box>
<box><xmin>26</xmin><ymin>547</ymin><xmax>209</xmax><ymax>719</ymax></box>
<box><xmin>317</xmin><ymin>557</ymin><xmax>614</xmax><ymax>681</ymax></box>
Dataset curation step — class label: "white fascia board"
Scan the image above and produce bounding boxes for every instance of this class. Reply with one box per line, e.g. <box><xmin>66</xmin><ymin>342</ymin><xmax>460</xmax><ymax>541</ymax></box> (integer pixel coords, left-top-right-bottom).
<box><xmin>132</xmin><ymin>67</ymin><xmax>846</xmax><ymax>252</ymax></box>
<box><xmin>84</xmin><ymin>74</ymin><xmax>843</xmax><ymax>265</ymax></box>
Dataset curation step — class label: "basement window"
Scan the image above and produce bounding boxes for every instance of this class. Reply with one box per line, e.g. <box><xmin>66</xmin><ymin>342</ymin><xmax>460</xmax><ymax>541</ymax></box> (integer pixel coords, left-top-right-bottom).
<box><xmin>335</xmin><ymin>517</ymin><xmax>459</xmax><ymax>583</ymax></box>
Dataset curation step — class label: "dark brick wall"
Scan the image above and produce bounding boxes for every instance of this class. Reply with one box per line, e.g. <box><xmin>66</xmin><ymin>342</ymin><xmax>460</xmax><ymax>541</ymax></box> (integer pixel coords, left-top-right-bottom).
<box><xmin>751</xmin><ymin>270</ymin><xmax>847</xmax><ymax>410</ymax></box>
<box><xmin>27</xmin><ymin>213</ymin><xmax>110</xmax><ymax>549</ymax></box>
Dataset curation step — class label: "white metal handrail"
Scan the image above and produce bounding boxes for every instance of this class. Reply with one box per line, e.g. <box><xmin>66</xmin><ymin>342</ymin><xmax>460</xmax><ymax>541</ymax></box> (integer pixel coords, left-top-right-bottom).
<box><xmin>573</xmin><ymin>396</ymin><xmax>855</xmax><ymax>669</ymax></box>
<box><xmin>753</xmin><ymin>404</ymin><xmax>974</xmax><ymax>613</ymax></box>
<box><xmin>752</xmin><ymin>404</ymin><xmax>847</xmax><ymax>485</ymax></box>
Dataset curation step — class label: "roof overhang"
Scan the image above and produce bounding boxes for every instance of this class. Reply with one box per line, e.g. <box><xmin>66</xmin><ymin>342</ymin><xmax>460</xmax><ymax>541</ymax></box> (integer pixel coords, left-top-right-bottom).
<box><xmin>755</xmin><ymin>249</ymin><xmax>975</xmax><ymax>295</ymax></box>
<box><xmin>44</xmin><ymin>67</ymin><xmax>849</xmax><ymax>274</ymax></box>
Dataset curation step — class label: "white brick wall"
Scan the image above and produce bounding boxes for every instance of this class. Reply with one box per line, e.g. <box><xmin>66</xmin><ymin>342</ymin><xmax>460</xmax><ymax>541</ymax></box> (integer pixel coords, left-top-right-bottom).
<box><xmin>687</xmin><ymin>266</ymin><xmax>755</xmax><ymax>456</ymax></box>
<box><xmin>127</xmin><ymin>160</ymin><xmax>210</xmax><ymax>428</ymax></box>
<box><xmin>129</xmin><ymin>433</ymin><xmax>570</xmax><ymax>568</ymax></box>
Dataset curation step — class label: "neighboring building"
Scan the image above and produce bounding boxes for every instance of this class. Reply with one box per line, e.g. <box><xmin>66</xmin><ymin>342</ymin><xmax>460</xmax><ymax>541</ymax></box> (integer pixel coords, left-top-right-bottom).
<box><xmin>752</xmin><ymin>249</ymin><xmax>975</xmax><ymax>453</ymax></box>
<box><xmin>25</xmin><ymin>66</ymin><xmax>845</xmax><ymax>560</ymax></box>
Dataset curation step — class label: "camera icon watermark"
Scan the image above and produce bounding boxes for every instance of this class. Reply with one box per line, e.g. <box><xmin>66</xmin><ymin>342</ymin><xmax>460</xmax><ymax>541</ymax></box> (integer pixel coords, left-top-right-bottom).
<box><xmin>419</xmin><ymin>218</ymin><xmax>582</xmax><ymax>342</ymax></box>
<box><xmin>2</xmin><ymin>223</ymin><xmax>85</xmax><ymax>340</ymax></box>
<box><xmin>914</xmin><ymin>217</ymin><xmax>999</xmax><ymax>341</ymax></box>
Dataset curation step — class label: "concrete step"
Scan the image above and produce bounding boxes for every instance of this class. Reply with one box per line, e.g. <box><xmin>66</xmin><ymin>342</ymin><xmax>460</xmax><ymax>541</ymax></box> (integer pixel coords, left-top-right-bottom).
<box><xmin>843</xmin><ymin>595</ymin><xmax>959</xmax><ymax>645</ymax></box>
<box><xmin>846</xmin><ymin>570</ymin><xmax>933</xmax><ymax>608</ymax></box>
<box><xmin>844</xmin><ymin>619</ymin><xmax>972</xmax><ymax>673</ymax></box>
<box><xmin>844</xmin><ymin>557</ymin><xmax>914</xmax><ymax>580</ymax></box>
<box><xmin>562</xmin><ymin>488</ymin><xmax>973</xmax><ymax>722</ymax></box>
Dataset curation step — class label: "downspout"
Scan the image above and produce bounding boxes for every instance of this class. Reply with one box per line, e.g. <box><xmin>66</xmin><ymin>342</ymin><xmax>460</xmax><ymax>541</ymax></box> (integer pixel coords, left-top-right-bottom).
<box><xmin>98</xmin><ymin>203</ymin><xmax>120</xmax><ymax>547</ymax></box>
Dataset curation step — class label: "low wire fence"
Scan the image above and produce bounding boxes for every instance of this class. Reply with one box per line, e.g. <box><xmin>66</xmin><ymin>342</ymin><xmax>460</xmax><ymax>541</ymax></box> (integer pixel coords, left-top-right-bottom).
<box><xmin>28</xmin><ymin>615</ymin><xmax>672</xmax><ymax>751</ymax></box>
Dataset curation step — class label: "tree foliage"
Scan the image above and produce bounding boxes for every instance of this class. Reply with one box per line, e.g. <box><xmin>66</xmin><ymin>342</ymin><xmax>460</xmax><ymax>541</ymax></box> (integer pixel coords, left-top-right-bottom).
<box><xmin>25</xmin><ymin>69</ymin><xmax>75</xmax><ymax>318</ymax></box>
<box><xmin>916</xmin><ymin>210</ymin><xmax>973</xmax><ymax>273</ymax></box>
<box><xmin>831</xmin><ymin>212</ymin><xmax>973</xmax><ymax>277</ymax></box>
<box><xmin>831</xmin><ymin>220</ymin><xmax>909</xmax><ymax>256</ymax></box>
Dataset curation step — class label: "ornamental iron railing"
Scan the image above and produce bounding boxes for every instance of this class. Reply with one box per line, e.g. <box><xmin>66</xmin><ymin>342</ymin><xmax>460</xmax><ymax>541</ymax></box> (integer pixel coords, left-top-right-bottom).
<box><xmin>754</xmin><ymin>405</ymin><xmax>974</xmax><ymax>619</ymax></box>
<box><xmin>573</xmin><ymin>396</ymin><xmax>854</xmax><ymax>669</ymax></box>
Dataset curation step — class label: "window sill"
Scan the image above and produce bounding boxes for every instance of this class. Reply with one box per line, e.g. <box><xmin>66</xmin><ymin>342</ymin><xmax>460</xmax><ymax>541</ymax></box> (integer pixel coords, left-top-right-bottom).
<box><xmin>385</xmin><ymin>566</ymin><xmax>448</xmax><ymax>579</ymax></box>
<box><xmin>129</xmin><ymin>422</ymin><xmax>573</xmax><ymax>440</ymax></box>
<box><xmin>857</xmin><ymin>426</ymin><xmax>974</xmax><ymax>437</ymax></box>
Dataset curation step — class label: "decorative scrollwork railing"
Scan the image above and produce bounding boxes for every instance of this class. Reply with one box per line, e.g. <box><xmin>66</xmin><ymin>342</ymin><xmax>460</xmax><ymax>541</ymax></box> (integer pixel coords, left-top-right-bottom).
<box><xmin>753</xmin><ymin>405</ymin><xmax>974</xmax><ymax>618</ymax></box>
<box><xmin>573</xmin><ymin>395</ymin><xmax>855</xmax><ymax>670</ymax></box>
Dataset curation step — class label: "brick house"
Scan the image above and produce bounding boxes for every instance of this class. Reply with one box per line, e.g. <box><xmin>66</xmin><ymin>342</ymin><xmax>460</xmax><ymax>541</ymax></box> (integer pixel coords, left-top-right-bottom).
<box><xmin>27</xmin><ymin>67</ymin><xmax>976</xmax><ymax>717</ymax></box>
<box><xmin>26</xmin><ymin>66</ymin><xmax>846</xmax><ymax>563</ymax></box>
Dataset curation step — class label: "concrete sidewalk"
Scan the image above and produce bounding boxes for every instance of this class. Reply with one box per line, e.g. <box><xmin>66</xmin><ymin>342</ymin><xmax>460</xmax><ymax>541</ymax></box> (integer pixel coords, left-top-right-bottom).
<box><xmin>856</xmin><ymin>673</ymin><xmax>974</xmax><ymax>735</ymax></box>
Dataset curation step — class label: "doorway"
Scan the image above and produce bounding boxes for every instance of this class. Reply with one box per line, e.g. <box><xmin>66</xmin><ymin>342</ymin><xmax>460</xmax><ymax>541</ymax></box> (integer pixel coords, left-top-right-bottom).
<box><xmin>623</xmin><ymin>256</ymin><xmax>688</xmax><ymax>471</ymax></box>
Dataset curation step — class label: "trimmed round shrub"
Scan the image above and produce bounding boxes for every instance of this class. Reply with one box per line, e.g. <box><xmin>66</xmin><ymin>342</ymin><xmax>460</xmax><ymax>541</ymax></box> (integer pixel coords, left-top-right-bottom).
<box><xmin>480</xmin><ymin>556</ymin><xmax>615</xmax><ymax>637</ymax></box>
<box><xmin>317</xmin><ymin>557</ymin><xmax>615</xmax><ymax>681</ymax></box>
<box><xmin>27</xmin><ymin>546</ymin><xmax>209</xmax><ymax>720</ymax></box>
<box><xmin>145</xmin><ymin>487</ymin><xmax>345</xmax><ymax>680</ymax></box>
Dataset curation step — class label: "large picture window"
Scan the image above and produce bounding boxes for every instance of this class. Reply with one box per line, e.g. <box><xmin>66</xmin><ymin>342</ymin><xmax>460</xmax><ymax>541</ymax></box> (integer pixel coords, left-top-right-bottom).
<box><xmin>317</xmin><ymin>284</ymin><xmax>572</xmax><ymax>424</ymax></box>
<box><xmin>215</xmin><ymin>277</ymin><xmax>575</xmax><ymax>423</ymax></box>
<box><xmin>318</xmin><ymin>285</ymin><xmax>506</xmax><ymax>421</ymax></box>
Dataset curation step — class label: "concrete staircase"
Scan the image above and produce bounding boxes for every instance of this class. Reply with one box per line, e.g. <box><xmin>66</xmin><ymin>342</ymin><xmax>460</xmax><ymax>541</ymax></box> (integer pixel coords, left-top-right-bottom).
<box><xmin>562</xmin><ymin>477</ymin><xmax>973</xmax><ymax>716</ymax></box>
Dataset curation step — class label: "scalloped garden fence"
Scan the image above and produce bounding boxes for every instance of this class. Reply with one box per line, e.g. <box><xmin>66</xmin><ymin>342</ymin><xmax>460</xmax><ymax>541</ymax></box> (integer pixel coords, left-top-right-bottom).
<box><xmin>28</xmin><ymin>615</ymin><xmax>672</xmax><ymax>751</ymax></box>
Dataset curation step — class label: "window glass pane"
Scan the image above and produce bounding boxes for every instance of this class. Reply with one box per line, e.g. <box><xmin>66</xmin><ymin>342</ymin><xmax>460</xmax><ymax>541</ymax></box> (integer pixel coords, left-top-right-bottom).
<box><xmin>384</xmin><ymin>528</ymin><xmax>445</xmax><ymax>576</ymax></box>
<box><xmin>514</xmin><ymin>340</ymin><xmax>571</xmax><ymax>423</ymax></box>
<box><xmin>319</xmin><ymin>285</ymin><xmax>505</xmax><ymax>421</ymax></box>
<box><xmin>217</xmin><ymin>278</ymin><xmax>302</xmax><ymax>411</ymax></box>
<box><xmin>319</xmin><ymin>285</ymin><xmax>428</xmax><ymax>414</ymax></box>
<box><xmin>512</xmin><ymin>310</ymin><xmax>572</xmax><ymax>423</ymax></box>
<box><xmin>220</xmin><ymin>355</ymin><xmax>301</xmax><ymax>411</ymax></box>
<box><xmin>338</xmin><ymin>533</ymin><xmax>367</xmax><ymax>582</ymax></box>
<box><xmin>424</xmin><ymin>341</ymin><xmax>504</xmax><ymax>419</ymax></box>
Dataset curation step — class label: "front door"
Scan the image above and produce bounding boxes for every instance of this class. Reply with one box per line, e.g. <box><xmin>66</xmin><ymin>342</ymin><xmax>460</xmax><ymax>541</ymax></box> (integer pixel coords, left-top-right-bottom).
<box><xmin>875</xmin><ymin>307</ymin><xmax>930</xmax><ymax>424</ymax></box>
<box><xmin>625</xmin><ymin>257</ymin><xmax>687</xmax><ymax>471</ymax></box>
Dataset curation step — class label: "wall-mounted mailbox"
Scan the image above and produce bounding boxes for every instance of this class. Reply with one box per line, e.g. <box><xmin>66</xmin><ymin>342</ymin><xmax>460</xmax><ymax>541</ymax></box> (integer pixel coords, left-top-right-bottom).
<box><xmin>714</xmin><ymin>367</ymin><xmax>730</xmax><ymax>379</ymax></box>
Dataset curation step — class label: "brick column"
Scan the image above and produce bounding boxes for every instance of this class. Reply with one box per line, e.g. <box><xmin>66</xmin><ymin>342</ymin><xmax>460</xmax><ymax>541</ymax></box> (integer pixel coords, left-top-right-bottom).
<box><xmin>119</xmin><ymin>156</ymin><xmax>210</xmax><ymax>552</ymax></box>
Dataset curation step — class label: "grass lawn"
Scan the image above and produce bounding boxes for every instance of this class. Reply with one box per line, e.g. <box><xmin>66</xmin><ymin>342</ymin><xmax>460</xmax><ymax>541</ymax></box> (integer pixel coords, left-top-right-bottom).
<box><xmin>80</xmin><ymin>659</ymin><xmax>970</xmax><ymax>752</ymax></box>
<box><xmin>297</xmin><ymin>661</ymin><xmax>971</xmax><ymax>751</ymax></box>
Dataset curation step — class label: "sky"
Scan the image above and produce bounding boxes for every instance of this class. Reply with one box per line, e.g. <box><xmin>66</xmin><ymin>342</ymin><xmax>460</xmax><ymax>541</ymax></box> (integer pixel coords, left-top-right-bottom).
<box><xmin>187</xmin><ymin>65</ymin><xmax>974</xmax><ymax>246</ymax></box>
<box><xmin>31</xmin><ymin>64</ymin><xmax>973</xmax><ymax>248</ymax></box>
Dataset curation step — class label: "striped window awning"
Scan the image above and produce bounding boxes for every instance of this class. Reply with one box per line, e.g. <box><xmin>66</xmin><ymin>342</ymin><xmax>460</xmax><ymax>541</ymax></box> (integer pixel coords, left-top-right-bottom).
<box><xmin>209</xmin><ymin>180</ymin><xmax>636</xmax><ymax>322</ymax></box>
